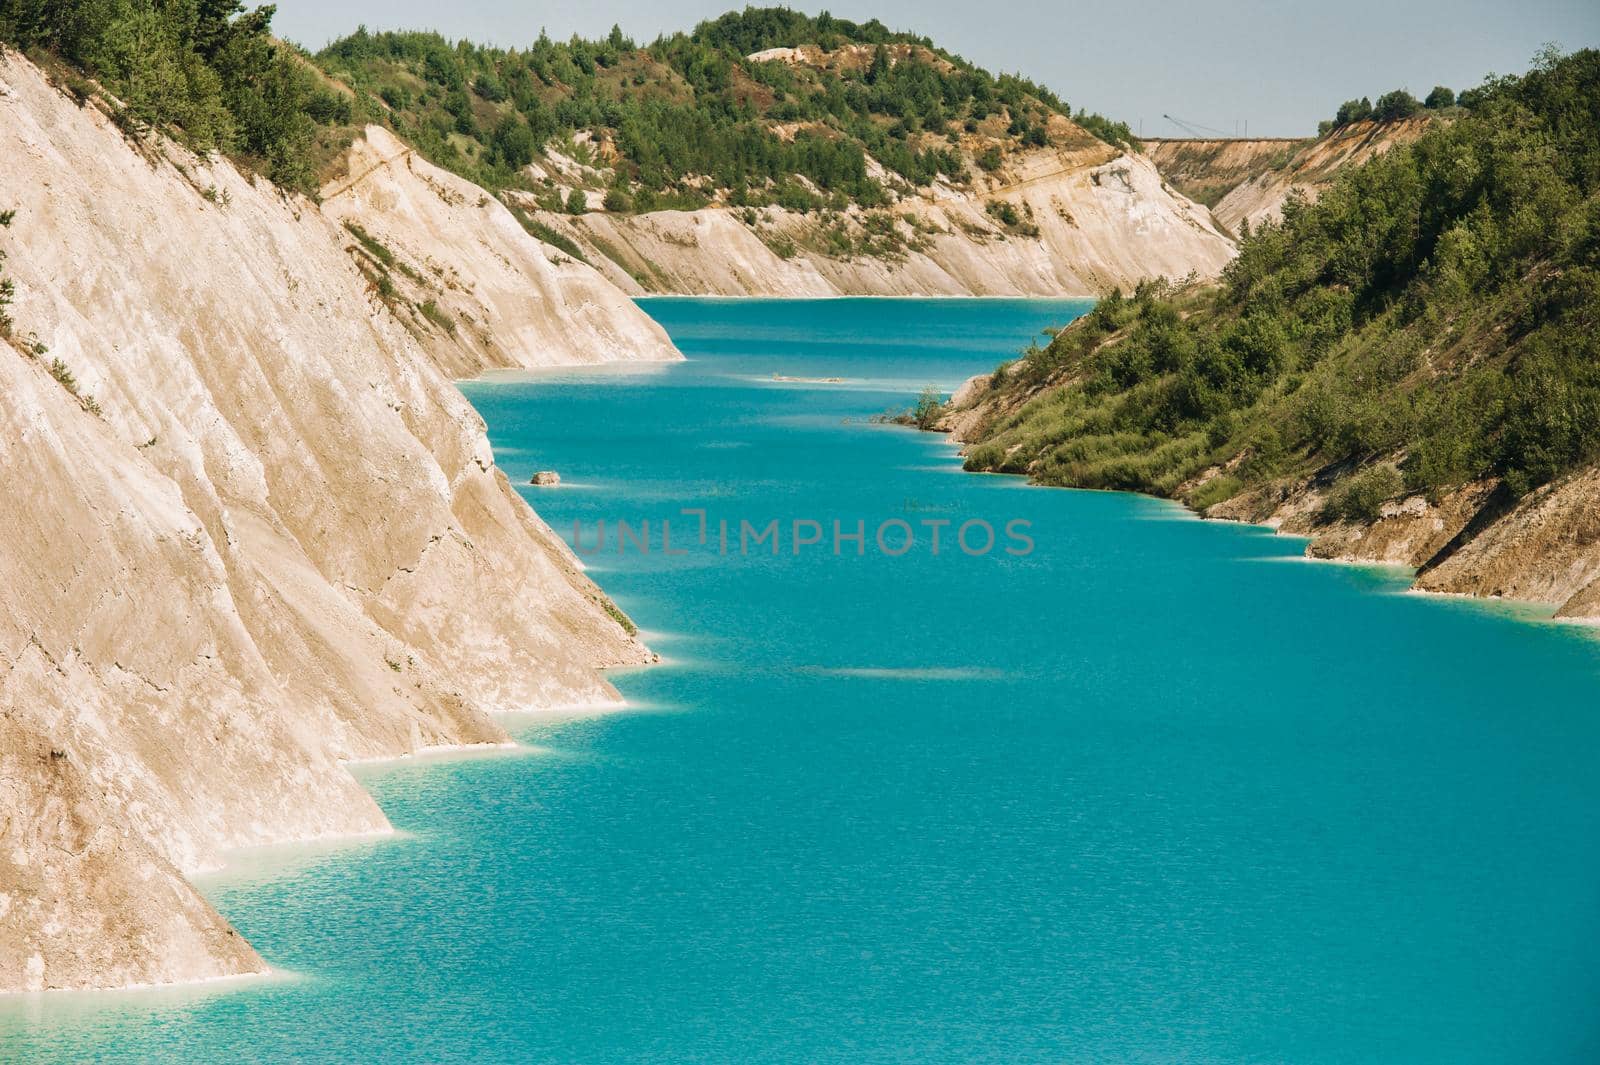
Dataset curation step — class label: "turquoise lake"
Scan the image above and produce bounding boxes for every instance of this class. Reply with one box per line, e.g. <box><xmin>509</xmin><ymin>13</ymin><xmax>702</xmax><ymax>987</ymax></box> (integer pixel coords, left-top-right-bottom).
<box><xmin>5</xmin><ymin>297</ymin><xmax>1600</xmax><ymax>1062</ymax></box>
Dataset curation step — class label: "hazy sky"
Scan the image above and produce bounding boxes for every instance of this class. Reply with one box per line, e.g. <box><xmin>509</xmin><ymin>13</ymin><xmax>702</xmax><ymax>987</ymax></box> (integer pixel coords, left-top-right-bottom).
<box><xmin>271</xmin><ymin>1</ymin><xmax>1600</xmax><ymax>137</ymax></box>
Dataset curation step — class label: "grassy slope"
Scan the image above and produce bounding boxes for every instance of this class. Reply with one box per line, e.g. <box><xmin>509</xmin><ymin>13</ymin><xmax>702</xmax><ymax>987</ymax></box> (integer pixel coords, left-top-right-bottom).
<box><xmin>958</xmin><ymin>49</ymin><xmax>1600</xmax><ymax>528</ymax></box>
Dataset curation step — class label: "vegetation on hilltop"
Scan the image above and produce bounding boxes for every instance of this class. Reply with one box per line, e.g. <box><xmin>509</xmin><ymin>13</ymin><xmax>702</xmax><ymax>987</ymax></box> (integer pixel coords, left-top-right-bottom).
<box><xmin>311</xmin><ymin>7</ymin><xmax>1133</xmax><ymax>206</ymax></box>
<box><xmin>0</xmin><ymin>0</ymin><xmax>348</xmax><ymax>192</ymax></box>
<box><xmin>0</xmin><ymin>5</ymin><xmax>1137</xmax><ymax>209</ymax></box>
<box><xmin>1322</xmin><ymin>81</ymin><xmax>1469</xmax><ymax>133</ymax></box>
<box><xmin>960</xmin><ymin>49</ymin><xmax>1600</xmax><ymax>517</ymax></box>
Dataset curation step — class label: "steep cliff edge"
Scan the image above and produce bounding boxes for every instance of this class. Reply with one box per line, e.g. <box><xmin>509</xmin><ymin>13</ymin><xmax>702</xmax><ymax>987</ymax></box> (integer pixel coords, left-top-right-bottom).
<box><xmin>0</xmin><ymin>51</ymin><xmax>672</xmax><ymax>993</ymax></box>
<box><xmin>320</xmin><ymin>127</ymin><xmax>680</xmax><ymax>376</ymax></box>
<box><xmin>517</xmin><ymin>142</ymin><xmax>1235</xmax><ymax>297</ymax></box>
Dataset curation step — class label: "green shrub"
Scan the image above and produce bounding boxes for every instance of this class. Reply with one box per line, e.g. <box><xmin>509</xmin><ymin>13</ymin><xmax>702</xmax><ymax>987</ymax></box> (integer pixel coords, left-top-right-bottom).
<box><xmin>985</xmin><ymin>200</ymin><xmax>1020</xmax><ymax>227</ymax></box>
<box><xmin>911</xmin><ymin>386</ymin><xmax>946</xmax><ymax>429</ymax></box>
<box><xmin>46</xmin><ymin>353</ymin><xmax>101</xmax><ymax>414</ymax></box>
<box><xmin>489</xmin><ymin>115</ymin><xmax>536</xmax><ymax>169</ymax></box>
<box><xmin>602</xmin><ymin>597</ymin><xmax>637</xmax><ymax>636</ymax></box>
<box><xmin>0</xmin><ymin>207</ymin><xmax>13</xmax><ymax>336</ymax></box>
<box><xmin>1072</xmin><ymin>109</ymin><xmax>1134</xmax><ymax>148</ymax></box>
<box><xmin>1373</xmin><ymin>89</ymin><xmax>1421</xmax><ymax>122</ymax></box>
<box><xmin>1333</xmin><ymin>97</ymin><xmax>1373</xmax><ymax>126</ymax></box>
<box><xmin>504</xmin><ymin>201</ymin><xmax>589</xmax><ymax>263</ymax></box>
<box><xmin>1186</xmin><ymin>474</ymin><xmax>1243</xmax><ymax>511</ymax></box>
<box><xmin>48</xmin><ymin>357</ymin><xmax>77</xmax><ymax>393</ymax></box>
<box><xmin>1322</xmin><ymin>464</ymin><xmax>1404</xmax><ymax>523</ymax></box>
<box><xmin>342</xmin><ymin>221</ymin><xmax>394</xmax><ymax>268</ymax></box>
<box><xmin>417</xmin><ymin>299</ymin><xmax>456</xmax><ymax>335</ymax></box>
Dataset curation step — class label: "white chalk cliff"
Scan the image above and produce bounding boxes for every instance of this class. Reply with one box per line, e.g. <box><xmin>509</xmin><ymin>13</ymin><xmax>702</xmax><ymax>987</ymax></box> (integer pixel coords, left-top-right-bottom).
<box><xmin>524</xmin><ymin>140</ymin><xmax>1236</xmax><ymax>298</ymax></box>
<box><xmin>320</xmin><ymin>126</ymin><xmax>680</xmax><ymax>376</ymax></box>
<box><xmin>0</xmin><ymin>51</ymin><xmax>677</xmax><ymax>993</ymax></box>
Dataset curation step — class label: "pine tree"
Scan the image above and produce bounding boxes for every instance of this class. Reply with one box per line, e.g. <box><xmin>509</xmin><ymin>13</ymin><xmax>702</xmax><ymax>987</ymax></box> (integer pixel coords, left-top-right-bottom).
<box><xmin>867</xmin><ymin>43</ymin><xmax>889</xmax><ymax>85</ymax></box>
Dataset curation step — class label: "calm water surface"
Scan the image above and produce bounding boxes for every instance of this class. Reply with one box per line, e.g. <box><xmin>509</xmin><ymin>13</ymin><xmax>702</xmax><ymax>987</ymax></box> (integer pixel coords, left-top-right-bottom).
<box><xmin>5</xmin><ymin>298</ymin><xmax>1599</xmax><ymax>1063</ymax></box>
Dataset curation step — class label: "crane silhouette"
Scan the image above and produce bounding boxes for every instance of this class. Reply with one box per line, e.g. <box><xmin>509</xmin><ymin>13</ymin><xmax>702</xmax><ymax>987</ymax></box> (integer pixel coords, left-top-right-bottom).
<box><xmin>1162</xmin><ymin>113</ymin><xmax>1232</xmax><ymax>138</ymax></box>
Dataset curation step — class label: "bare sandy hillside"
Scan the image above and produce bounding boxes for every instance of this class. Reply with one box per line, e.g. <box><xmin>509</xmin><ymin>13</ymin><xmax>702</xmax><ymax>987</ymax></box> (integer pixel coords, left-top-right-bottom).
<box><xmin>0</xmin><ymin>51</ymin><xmax>671</xmax><ymax>993</ymax></box>
<box><xmin>518</xmin><ymin>143</ymin><xmax>1236</xmax><ymax>297</ymax></box>
<box><xmin>1186</xmin><ymin>118</ymin><xmax>1431</xmax><ymax>234</ymax></box>
<box><xmin>1141</xmin><ymin>137</ymin><xmax>1308</xmax><ymax>209</ymax></box>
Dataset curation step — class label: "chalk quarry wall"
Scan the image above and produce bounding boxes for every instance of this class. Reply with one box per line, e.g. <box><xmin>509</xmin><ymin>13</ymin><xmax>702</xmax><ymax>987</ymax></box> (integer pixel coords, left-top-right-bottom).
<box><xmin>0</xmin><ymin>52</ymin><xmax>676</xmax><ymax>992</ymax></box>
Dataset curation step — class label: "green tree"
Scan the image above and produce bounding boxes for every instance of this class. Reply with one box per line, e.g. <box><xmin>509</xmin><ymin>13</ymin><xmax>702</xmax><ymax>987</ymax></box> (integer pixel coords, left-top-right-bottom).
<box><xmin>490</xmin><ymin>114</ymin><xmax>535</xmax><ymax>169</ymax></box>
<box><xmin>911</xmin><ymin>386</ymin><xmax>945</xmax><ymax>429</ymax></box>
<box><xmin>1</xmin><ymin>0</ymin><xmax>323</xmax><ymax>191</ymax></box>
<box><xmin>1334</xmin><ymin>97</ymin><xmax>1374</xmax><ymax>126</ymax></box>
<box><xmin>1424</xmin><ymin>85</ymin><xmax>1455</xmax><ymax>109</ymax></box>
<box><xmin>565</xmin><ymin>188</ymin><xmax>588</xmax><ymax>214</ymax></box>
<box><xmin>867</xmin><ymin>43</ymin><xmax>889</xmax><ymax>85</ymax></box>
<box><xmin>1373</xmin><ymin>89</ymin><xmax>1421</xmax><ymax>122</ymax></box>
<box><xmin>473</xmin><ymin>72</ymin><xmax>506</xmax><ymax>102</ymax></box>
